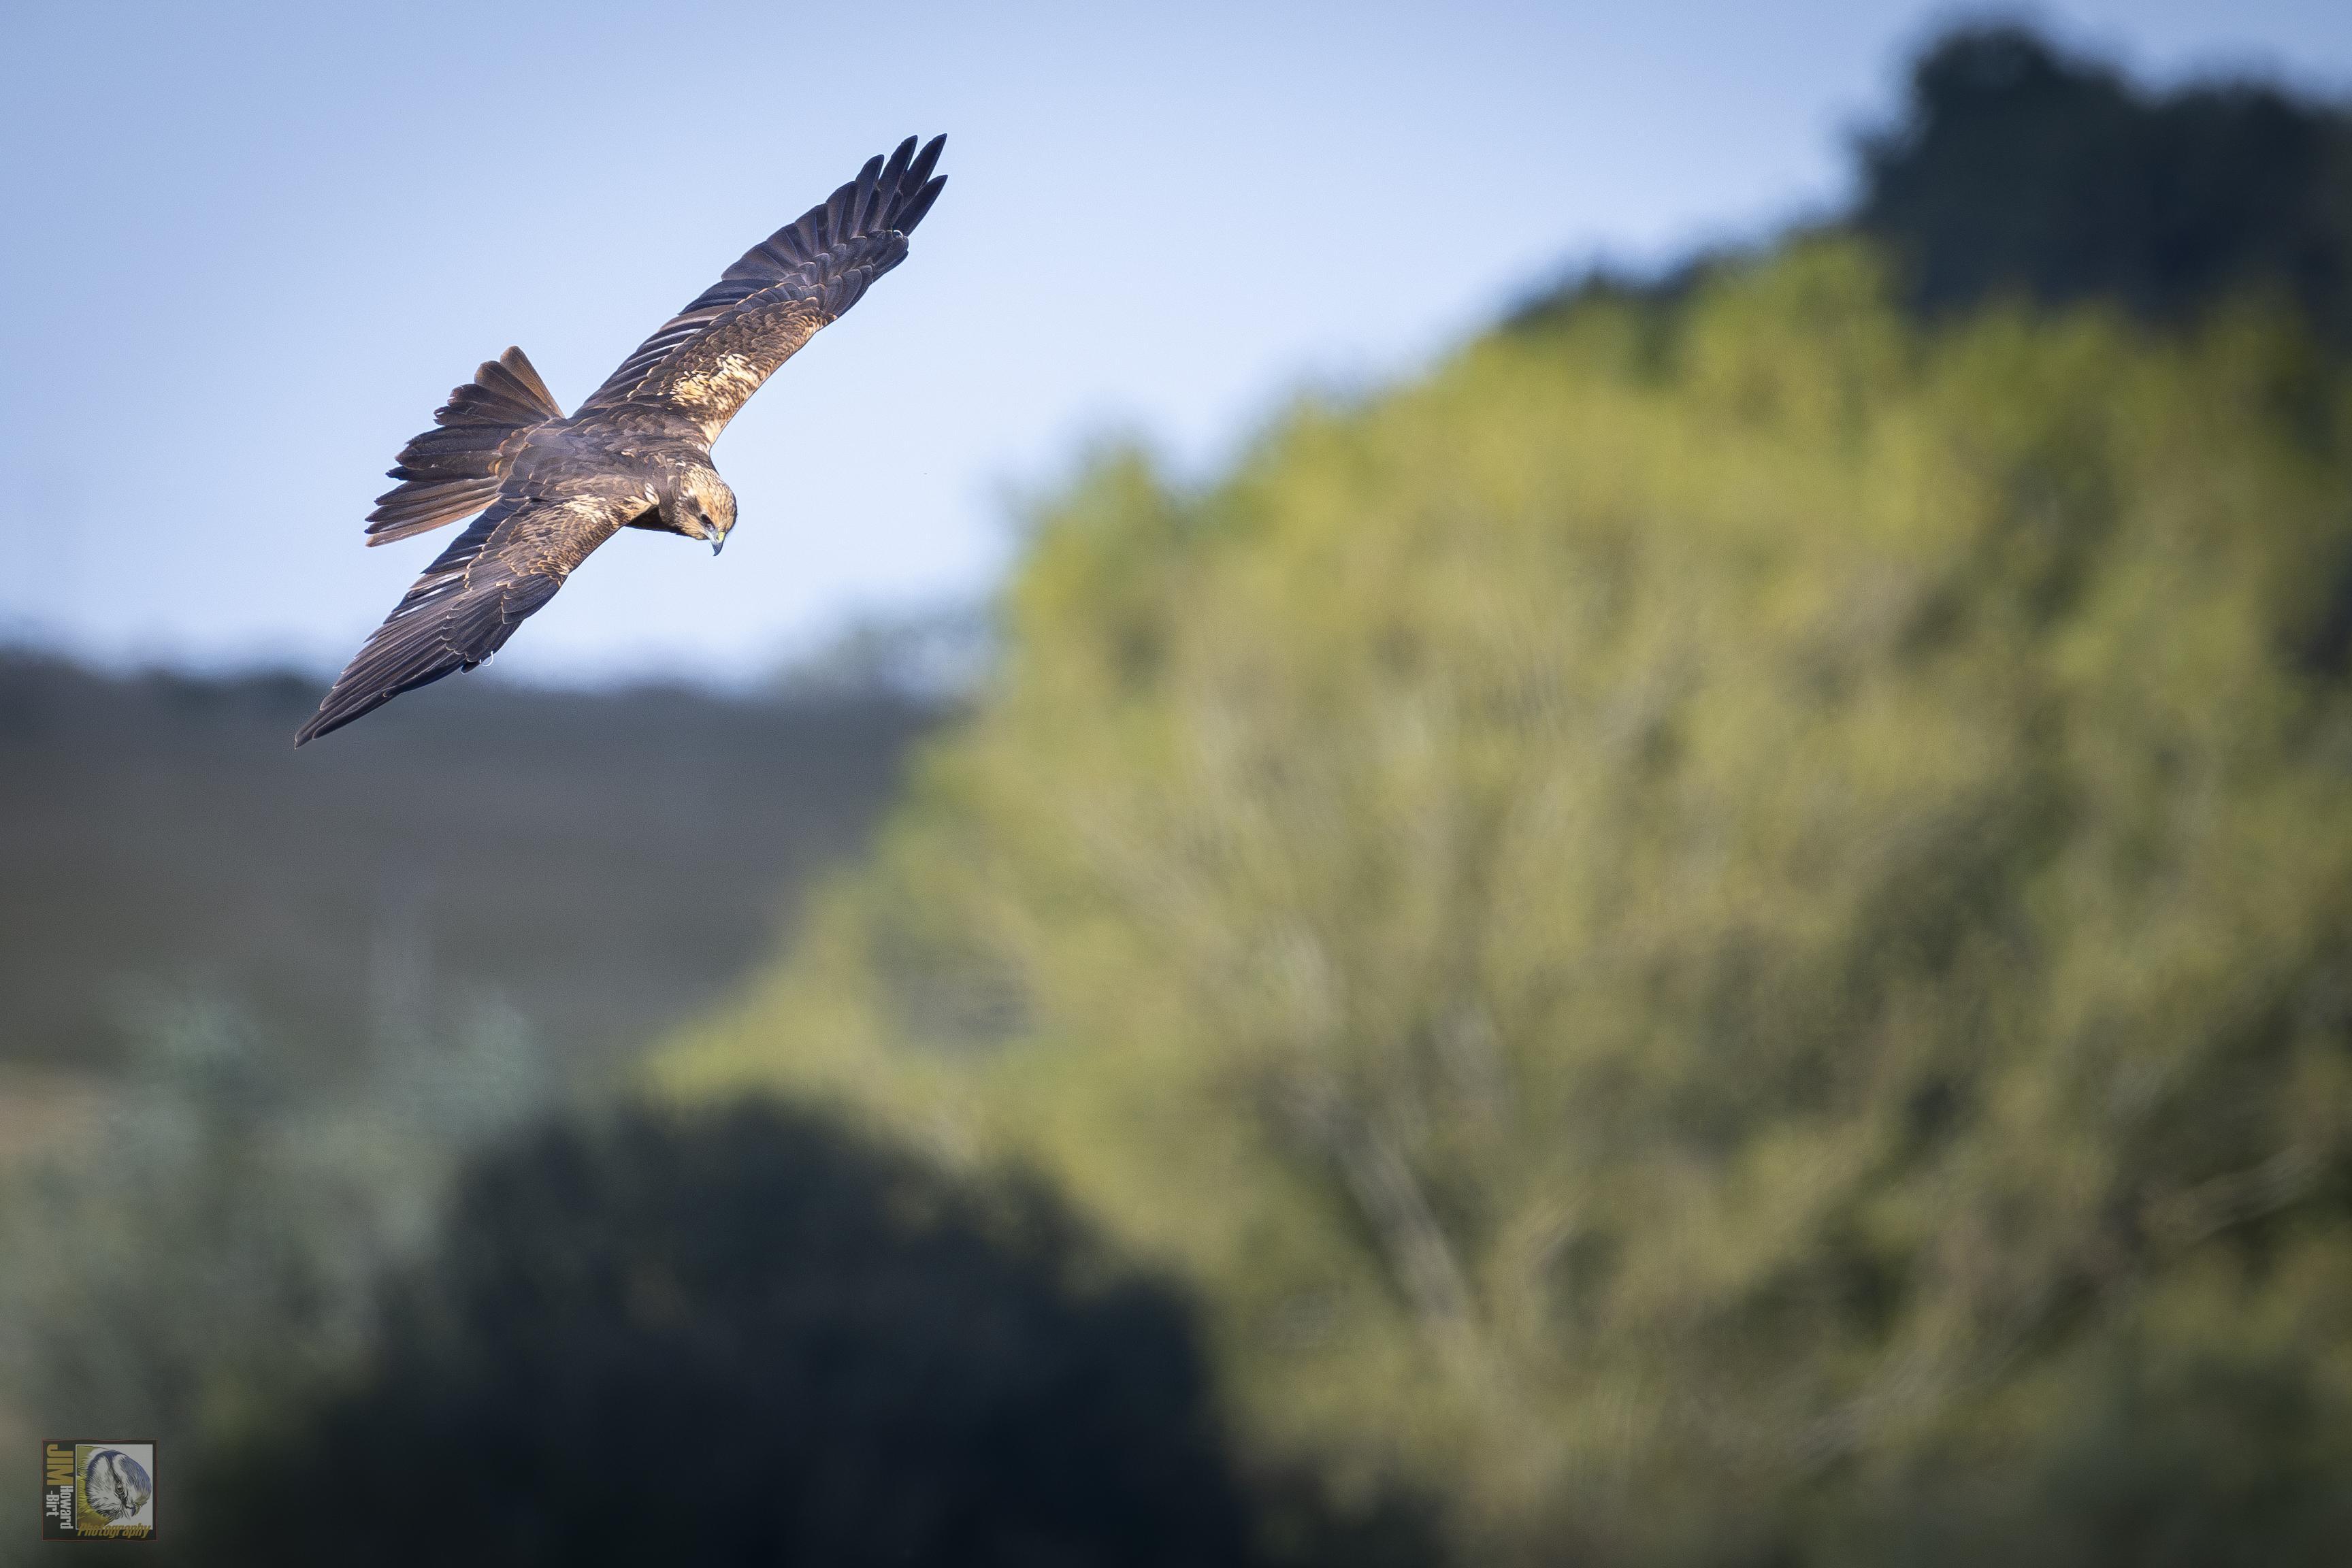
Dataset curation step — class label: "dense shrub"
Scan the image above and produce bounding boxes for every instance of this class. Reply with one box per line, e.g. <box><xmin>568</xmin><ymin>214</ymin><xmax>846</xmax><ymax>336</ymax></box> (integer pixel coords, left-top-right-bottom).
<box><xmin>186</xmin><ymin>1102</ymin><xmax>1343</xmax><ymax>1567</ymax></box>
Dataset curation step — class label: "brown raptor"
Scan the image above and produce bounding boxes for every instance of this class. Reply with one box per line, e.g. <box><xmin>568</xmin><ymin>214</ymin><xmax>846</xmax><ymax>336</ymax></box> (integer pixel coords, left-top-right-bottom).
<box><xmin>298</xmin><ymin>135</ymin><xmax>947</xmax><ymax>745</ymax></box>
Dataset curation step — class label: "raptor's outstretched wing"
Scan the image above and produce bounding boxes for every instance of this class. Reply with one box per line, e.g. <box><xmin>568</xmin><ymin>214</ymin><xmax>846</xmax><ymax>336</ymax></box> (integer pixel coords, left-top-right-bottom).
<box><xmin>297</xmin><ymin>492</ymin><xmax>633</xmax><ymax>745</ymax></box>
<box><xmin>576</xmin><ymin>135</ymin><xmax>946</xmax><ymax>442</ymax></box>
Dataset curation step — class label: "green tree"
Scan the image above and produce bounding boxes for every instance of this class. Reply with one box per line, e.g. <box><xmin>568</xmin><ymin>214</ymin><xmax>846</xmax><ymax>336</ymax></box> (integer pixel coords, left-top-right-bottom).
<box><xmin>1857</xmin><ymin>26</ymin><xmax>2352</xmax><ymax>343</ymax></box>
<box><xmin>186</xmin><ymin>1104</ymin><xmax>1281</xmax><ymax>1568</ymax></box>
<box><xmin>664</xmin><ymin>242</ymin><xmax>2352</xmax><ymax>1563</ymax></box>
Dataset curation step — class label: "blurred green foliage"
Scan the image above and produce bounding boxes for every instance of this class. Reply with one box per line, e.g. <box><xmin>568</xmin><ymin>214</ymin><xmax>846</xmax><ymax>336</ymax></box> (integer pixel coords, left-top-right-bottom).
<box><xmin>0</xmin><ymin>981</ymin><xmax>549</xmax><ymax>1560</ymax></box>
<box><xmin>1516</xmin><ymin>26</ymin><xmax>2352</xmax><ymax>355</ymax></box>
<box><xmin>1859</xmin><ymin>26</ymin><xmax>2352</xmax><ymax>344</ymax></box>
<box><xmin>663</xmin><ymin>241</ymin><xmax>2352</xmax><ymax>1563</ymax></box>
<box><xmin>184</xmin><ymin>1101</ymin><xmax>1428</xmax><ymax>1568</ymax></box>
<box><xmin>0</xmin><ymin>657</ymin><xmax>929</xmax><ymax>1073</ymax></box>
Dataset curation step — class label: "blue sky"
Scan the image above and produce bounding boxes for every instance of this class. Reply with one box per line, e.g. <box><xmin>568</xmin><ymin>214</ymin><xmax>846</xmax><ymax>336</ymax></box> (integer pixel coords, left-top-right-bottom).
<box><xmin>4</xmin><ymin>1</ymin><xmax>2349</xmax><ymax>685</ymax></box>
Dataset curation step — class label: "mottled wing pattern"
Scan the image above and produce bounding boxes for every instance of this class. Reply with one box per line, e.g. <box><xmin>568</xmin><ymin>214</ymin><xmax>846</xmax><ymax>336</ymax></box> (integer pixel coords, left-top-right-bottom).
<box><xmin>579</xmin><ymin>135</ymin><xmax>947</xmax><ymax>442</ymax></box>
<box><xmin>297</xmin><ymin>493</ymin><xmax>633</xmax><ymax>745</ymax></box>
<box><xmin>365</xmin><ymin>347</ymin><xmax>565</xmax><ymax>545</ymax></box>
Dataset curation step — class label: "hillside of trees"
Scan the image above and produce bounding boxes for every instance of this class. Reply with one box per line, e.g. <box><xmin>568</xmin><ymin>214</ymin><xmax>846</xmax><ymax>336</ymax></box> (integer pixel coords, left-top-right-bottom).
<box><xmin>1857</xmin><ymin>27</ymin><xmax>2352</xmax><ymax>340</ymax></box>
<box><xmin>662</xmin><ymin>45</ymin><xmax>2352</xmax><ymax>1557</ymax></box>
<box><xmin>0</xmin><ymin>659</ymin><xmax>932</xmax><ymax>1554</ymax></box>
<box><xmin>0</xmin><ymin>657</ymin><xmax>928</xmax><ymax>1077</ymax></box>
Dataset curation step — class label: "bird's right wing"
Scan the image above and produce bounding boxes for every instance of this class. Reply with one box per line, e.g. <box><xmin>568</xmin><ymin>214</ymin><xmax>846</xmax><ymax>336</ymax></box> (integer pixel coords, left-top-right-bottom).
<box><xmin>575</xmin><ymin>135</ymin><xmax>946</xmax><ymax>444</ymax></box>
<box><xmin>297</xmin><ymin>493</ymin><xmax>632</xmax><ymax>745</ymax></box>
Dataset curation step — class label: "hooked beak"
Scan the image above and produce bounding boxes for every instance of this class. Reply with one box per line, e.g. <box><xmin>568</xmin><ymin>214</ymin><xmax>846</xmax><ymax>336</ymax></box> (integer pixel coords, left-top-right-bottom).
<box><xmin>710</xmin><ymin>530</ymin><xmax>726</xmax><ymax>557</ymax></box>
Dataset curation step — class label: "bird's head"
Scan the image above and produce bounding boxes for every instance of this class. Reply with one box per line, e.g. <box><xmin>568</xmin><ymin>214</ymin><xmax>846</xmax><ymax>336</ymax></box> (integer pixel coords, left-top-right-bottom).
<box><xmin>660</xmin><ymin>466</ymin><xmax>738</xmax><ymax>555</ymax></box>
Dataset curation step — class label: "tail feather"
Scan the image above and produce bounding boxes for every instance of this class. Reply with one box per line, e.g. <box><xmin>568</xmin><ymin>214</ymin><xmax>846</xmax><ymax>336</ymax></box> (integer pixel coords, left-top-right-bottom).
<box><xmin>365</xmin><ymin>346</ymin><xmax>562</xmax><ymax>544</ymax></box>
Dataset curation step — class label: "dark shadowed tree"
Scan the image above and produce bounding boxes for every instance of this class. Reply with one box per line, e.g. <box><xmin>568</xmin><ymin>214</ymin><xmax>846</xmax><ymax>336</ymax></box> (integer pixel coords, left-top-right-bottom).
<box><xmin>1857</xmin><ymin>25</ymin><xmax>2352</xmax><ymax>340</ymax></box>
<box><xmin>1512</xmin><ymin>24</ymin><xmax>2352</xmax><ymax>348</ymax></box>
<box><xmin>181</xmin><ymin>1102</ymin><xmax>1365</xmax><ymax>1568</ymax></box>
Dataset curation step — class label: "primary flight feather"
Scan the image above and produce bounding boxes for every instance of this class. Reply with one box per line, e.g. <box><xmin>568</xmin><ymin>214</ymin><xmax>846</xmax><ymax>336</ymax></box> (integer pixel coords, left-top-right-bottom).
<box><xmin>297</xmin><ymin>135</ymin><xmax>948</xmax><ymax>745</ymax></box>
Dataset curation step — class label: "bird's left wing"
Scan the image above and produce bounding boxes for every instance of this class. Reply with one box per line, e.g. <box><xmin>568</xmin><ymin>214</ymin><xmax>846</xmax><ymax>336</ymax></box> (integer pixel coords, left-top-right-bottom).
<box><xmin>576</xmin><ymin>135</ymin><xmax>946</xmax><ymax>444</ymax></box>
<box><xmin>296</xmin><ymin>493</ymin><xmax>634</xmax><ymax>745</ymax></box>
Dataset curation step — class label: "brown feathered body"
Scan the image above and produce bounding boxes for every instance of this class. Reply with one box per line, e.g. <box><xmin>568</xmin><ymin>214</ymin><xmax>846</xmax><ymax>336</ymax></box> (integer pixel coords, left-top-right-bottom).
<box><xmin>297</xmin><ymin>135</ymin><xmax>947</xmax><ymax>745</ymax></box>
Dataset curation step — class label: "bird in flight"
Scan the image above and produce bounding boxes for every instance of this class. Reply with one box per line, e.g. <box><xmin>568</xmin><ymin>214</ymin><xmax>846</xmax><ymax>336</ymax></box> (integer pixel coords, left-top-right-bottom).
<box><xmin>296</xmin><ymin>135</ymin><xmax>948</xmax><ymax>745</ymax></box>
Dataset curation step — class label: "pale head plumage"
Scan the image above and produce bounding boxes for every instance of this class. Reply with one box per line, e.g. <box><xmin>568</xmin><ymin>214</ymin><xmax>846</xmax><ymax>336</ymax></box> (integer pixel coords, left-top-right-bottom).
<box><xmin>660</xmin><ymin>464</ymin><xmax>738</xmax><ymax>553</ymax></box>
